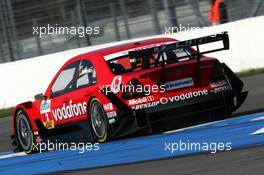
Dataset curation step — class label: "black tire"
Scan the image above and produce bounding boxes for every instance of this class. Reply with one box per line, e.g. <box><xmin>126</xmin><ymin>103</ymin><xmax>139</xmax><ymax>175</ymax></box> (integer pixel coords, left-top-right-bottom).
<box><xmin>16</xmin><ymin>110</ymin><xmax>35</xmax><ymax>153</ymax></box>
<box><xmin>89</xmin><ymin>98</ymin><xmax>111</xmax><ymax>142</ymax></box>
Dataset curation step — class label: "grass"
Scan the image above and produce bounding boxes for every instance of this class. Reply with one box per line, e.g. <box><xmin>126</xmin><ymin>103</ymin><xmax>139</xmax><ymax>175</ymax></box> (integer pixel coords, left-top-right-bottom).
<box><xmin>237</xmin><ymin>68</ymin><xmax>264</xmax><ymax>77</ymax></box>
<box><xmin>0</xmin><ymin>107</ymin><xmax>14</xmax><ymax>118</ymax></box>
<box><xmin>0</xmin><ymin>68</ymin><xmax>264</xmax><ymax>118</ymax></box>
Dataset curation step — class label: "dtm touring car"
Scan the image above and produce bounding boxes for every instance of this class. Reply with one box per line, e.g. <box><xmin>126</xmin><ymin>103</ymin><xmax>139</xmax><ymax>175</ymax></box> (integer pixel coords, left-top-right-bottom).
<box><xmin>11</xmin><ymin>32</ymin><xmax>248</xmax><ymax>153</ymax></box>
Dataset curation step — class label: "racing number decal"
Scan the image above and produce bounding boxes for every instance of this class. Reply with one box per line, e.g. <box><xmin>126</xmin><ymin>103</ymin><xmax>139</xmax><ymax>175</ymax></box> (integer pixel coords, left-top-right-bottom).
<box><xmin>111</xmin><ymin>76</ymin><xmax>122</xmax><ymax>94</ymax></box>
<box><xmin>40</xmin><ymin>100</ymin><xmax>55</xmax><ymax>129</ymax></box>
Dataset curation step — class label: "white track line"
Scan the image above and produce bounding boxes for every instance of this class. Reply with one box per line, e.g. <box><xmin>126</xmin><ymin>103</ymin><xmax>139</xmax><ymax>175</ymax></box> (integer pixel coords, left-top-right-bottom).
<box><xmin>0</xmin><ymin>152</ymin><xmax>26</xmax><ymax>160</ymax></box>
<box><xmin>165</xmin><ymin>113</ymin><xmax>264</xmax><ymax>134</ymax></box>
<box><xmin>251</xmin><ymin>116</ymin><xmax>264</xmax><ymax>121</ymax></box>
<box><xmin>251</xmin><ymin>127</ymin><xmax>264</xmax><ymax>135</ymax></box>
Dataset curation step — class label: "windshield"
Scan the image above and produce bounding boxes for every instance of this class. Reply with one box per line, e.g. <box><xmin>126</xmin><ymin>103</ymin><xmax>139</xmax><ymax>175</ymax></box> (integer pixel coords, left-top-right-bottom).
<box><xmin>107</xmin><ymin>47</ymin><xmax>195</xmax><ymax>75</ymax></box>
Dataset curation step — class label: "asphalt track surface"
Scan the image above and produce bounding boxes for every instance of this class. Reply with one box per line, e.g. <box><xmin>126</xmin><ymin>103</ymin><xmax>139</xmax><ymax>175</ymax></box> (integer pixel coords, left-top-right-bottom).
<box><xmin>0</xmin><ymin>73</ymin><xmax>263</xmax><ymax>174</ymax></box>
<box><xmin>63</xmin><ymin>146</ymin><xmax>264</xmax><ymax>175</ymax></box>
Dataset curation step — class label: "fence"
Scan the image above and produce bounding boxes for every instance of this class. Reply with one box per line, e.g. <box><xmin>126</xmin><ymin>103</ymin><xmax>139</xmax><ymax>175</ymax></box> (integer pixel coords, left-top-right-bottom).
<box><xmin>0</xmin><ymin>0</ymin><xmax>263</xmax><ymax>63</ymax></box>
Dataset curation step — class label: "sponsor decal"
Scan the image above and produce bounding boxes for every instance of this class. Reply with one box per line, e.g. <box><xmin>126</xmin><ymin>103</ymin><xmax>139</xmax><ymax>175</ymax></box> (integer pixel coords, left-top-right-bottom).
<box><xmin>210</xmin><ymin>80</ymin><xmax>231</xmax><ymax>93</ymax></box>
<box><xmin>128</xmin><ymin>95</ymin><xmax>154</xmax><ymax>106</ymax></box>
<box><xmin>36</xmin><ymin>136</ymin><xmax>42</xmax><ymax>144</ymax></box>
<box><xmin>133</xmin><ymin>43</ymin><xmax>167</xmax><ymax>51</ymax></box>
<box><xmin>106</xmin><ymin>111</ymin><xmax>117</xmax><ymax>118</ymax></box>
<box><xmin>132</xmin><ymin>101</ymin><xmax>160</xmax><ymax>110</ymax></box>
<box><xmin>43</xmin><ymin>112</ymin><xmax>55</xmax><ymax>129</ymax></box>
<box><xmin>109</xmin><ymin>118</ymin><xmax>116</xmax><ymax>124</ymax></box>
<box><xmin>103</xmin><ymin>103</ymin><xmax>113</xmax><ymax>111</ymax></box>
<box><xmin>40</xmin><ymin>100</ymin><xmax>55</xmax><ymax>129</ymax></box>
<box><xmin>40</xmin><ymin>100</ymin><xmax>51</xmax><ymax>114</ymax></box>
<box><xmin>111</xmin><ymin>76</ymin><xmax>122</xmax><ymax>94</ymax></box>
<box><xmin>51</xmin><ymin>100</ymin><xmax>87</xmax><ymax>121</ymax></box>
<box><xmin>43</xmin><ymin>120</ymin><xmax>55</xmax><ymax>129</ymax></box>
<box><xmin>211</xmin><ymin>86</ymin><xmax>230</xmax><ymax>93</ymax></box>
<box><xmin>160</xmin><ymin>90</ymin><xmax>208</xmax><ymax>104</ymax></box>
<box><xmin>165</xmin><ymin>77</ymin><xmax>194</xmax><ymax>91</ymax></box>
<box><xmin>210</xmin><ymin>80</ymin><xmax>228</xmax><ymax>88</ymax></box>
<box><xmin>132</xmin><ymin>89</ymin><xmax>208</xmax><ymax>110</ymax></box>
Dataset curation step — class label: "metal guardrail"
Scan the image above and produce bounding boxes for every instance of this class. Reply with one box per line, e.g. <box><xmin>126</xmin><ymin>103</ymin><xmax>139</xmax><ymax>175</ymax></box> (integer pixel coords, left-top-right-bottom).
<box><xmin>0</xmin><ymin>0</ymin><xmax>263</xmax><ymax>63</ymax></box>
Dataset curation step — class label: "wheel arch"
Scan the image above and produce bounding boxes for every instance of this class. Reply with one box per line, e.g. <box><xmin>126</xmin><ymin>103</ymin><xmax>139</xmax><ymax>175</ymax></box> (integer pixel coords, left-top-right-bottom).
<box><xmin>86</xmin><ymin>95</ymin><xmax>110</xmax><ymax>120</ymax></box>
<box><xmin>86</xmin><ymin>96</ymin><xmax>96</xmax><ymax>120</ymax></box>
<box><xmin>13</xmin><ymin>103</ymin><xmax>39</xmax><ymax>137</ymax></box>
<box><xmin>87</xmin><ymin>96</ymin><xmax>110</xmax><ymax>142</ymax></box>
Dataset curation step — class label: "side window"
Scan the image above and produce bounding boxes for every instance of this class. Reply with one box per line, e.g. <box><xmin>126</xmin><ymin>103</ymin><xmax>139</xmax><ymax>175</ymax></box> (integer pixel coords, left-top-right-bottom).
<box><xmin>76</xmin><ymin>60</ymin><xmax>96</xmax><ymax>88</ymax></box>
<box><xmin>51</xmin><ymin>61</ymin><xmax>79</xmax><ymax>97</ymax></box>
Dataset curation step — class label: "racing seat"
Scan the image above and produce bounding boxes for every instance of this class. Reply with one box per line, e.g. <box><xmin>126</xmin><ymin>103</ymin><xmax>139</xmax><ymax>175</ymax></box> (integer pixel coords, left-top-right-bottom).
<box><xmin>110</xmin><ymin>63</ymin><xmax>126</xmax><ymax>74</ymax></box>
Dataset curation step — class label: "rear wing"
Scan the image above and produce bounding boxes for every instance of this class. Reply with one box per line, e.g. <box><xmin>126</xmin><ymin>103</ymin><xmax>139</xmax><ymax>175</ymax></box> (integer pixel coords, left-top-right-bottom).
<box><xmin>128</xmin><ymin>32</ymin><xmax>229</xmax><ymax>59</ymax></box>
<box><xmin>128</xmin><ymin>32</ymin><xmax>229</xmax><ymax>86</ymax></box>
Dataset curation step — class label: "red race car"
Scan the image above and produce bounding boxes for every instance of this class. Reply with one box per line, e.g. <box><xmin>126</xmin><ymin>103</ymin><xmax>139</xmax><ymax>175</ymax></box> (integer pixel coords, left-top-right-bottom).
<box><xmin>11</xmin><ymin>32</ymin><xmax>248</xmax><ymax>153</ymax></box>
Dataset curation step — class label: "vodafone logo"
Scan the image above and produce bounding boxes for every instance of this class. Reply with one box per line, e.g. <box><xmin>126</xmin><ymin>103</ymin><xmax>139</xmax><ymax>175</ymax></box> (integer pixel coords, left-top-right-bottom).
<box><xmin>51</xmin><ymin>100</ymin><xmax>87</xmax><ymax>121</ymax></box>
<box><xmin>111</xmin><ymin>76</ymin><xmax>122</xmax><ymax>94</ymax></box>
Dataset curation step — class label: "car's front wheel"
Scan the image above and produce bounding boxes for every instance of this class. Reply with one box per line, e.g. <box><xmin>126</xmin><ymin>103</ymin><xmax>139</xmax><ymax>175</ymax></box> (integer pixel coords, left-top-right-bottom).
<box><xmin>16</xmin><ymin>111</ymin><xmax>35</xmax><ymax>153</ymax></box>
<box><xmin>89</xmin><ymin>99</ymin><xmax>111</xmax><ymax>142</ymax></box>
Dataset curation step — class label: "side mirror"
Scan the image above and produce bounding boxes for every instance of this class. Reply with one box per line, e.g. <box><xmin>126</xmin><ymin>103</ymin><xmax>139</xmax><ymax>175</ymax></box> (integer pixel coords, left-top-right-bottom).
<box><xmin>34</xmin><ymin>93</ymin><xmax>46</xmax><ymax>100</ymax></box>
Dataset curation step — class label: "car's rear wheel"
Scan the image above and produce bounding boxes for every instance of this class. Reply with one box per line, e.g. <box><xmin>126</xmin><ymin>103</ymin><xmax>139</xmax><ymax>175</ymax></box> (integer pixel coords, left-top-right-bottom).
<box><xmin>16</xmin><ymin>111</ymin><xmax>35</xmax><ymax>153</ymax></box>
<box><xmin>89</xmin><ymin>99</ymin><xmax>110</xmax><ymax>142</ymax></box>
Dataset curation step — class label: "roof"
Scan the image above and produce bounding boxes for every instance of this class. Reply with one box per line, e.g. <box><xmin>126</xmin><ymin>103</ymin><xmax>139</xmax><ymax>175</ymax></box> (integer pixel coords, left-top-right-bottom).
<box><xmin>89</xmin><ymin>37</ymin><xmax>177</xmax><ymax>59</ymax></box>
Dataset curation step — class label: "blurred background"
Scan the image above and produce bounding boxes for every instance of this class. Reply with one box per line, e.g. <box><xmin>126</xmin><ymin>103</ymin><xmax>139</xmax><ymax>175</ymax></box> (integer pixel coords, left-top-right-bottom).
<box><xmin>0</xmin><ymin>0</ymin><xmax>263</xmax><ymax>63</ymax></box>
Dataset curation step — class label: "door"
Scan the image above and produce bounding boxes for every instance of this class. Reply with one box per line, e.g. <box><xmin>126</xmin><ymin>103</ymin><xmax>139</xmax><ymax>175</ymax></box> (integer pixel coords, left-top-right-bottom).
<box><xmin>70</xmin><ymin>59</ymin><xmax>97</xmax><ymax>123</ymax></box>
<box><xmin>43</xmin><ymin>60</ymin><xmax>80</xmax><ymax>127</ymax></box>
<box><xmin>40</xmin><ymin>59</ymin><xmax>97</xmax><ymax>128</ymax></box>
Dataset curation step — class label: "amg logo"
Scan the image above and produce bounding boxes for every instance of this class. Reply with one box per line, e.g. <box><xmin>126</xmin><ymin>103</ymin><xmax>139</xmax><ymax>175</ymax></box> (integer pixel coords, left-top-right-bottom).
<box><xmin>52</xmin><ymin>100</ymin><xmax>87</xmax><ymax>121</ymax></box>
<box><xmin>128</xmin><ymin>96</ymin><xmax>154</xmax><ymax>106</ymax></box>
